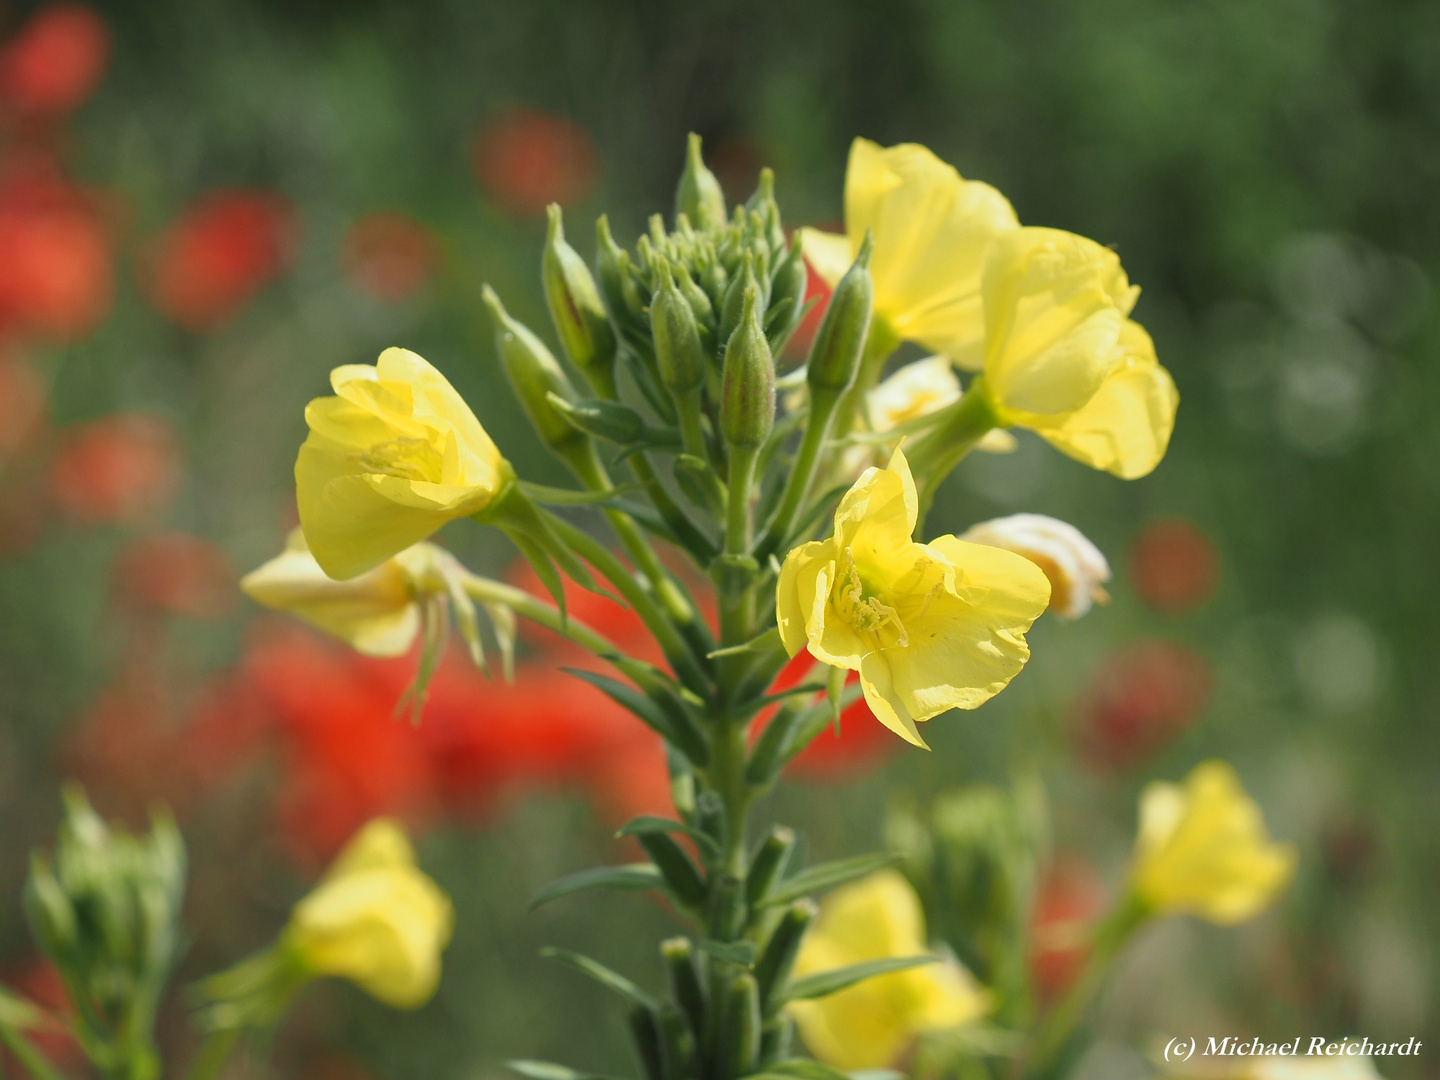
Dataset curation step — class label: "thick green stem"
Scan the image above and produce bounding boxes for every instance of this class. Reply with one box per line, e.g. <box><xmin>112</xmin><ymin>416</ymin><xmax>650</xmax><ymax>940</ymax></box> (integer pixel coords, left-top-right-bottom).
<box><xmin>757</xmin><ymin>387</ymin><xmax>841</xmax><ymax>559</ymax></box>
<box><xmin>547</xmin><ymin>515</ymin><xmax>712</xmax><ymax>694</ymax></box>
<box><xmin>184</xmin><ymin>1029</ymin><xmax>241</xmax><ymax>1080</ymax></box>
<box><xmin>676</xmin><ymin>391</ymin><xmax>711</xmax><ymax>466</ymax></box>
<box><xmin>907</xmin><ymin>380</ymin><xmax>1001</xmax><ymax>534</ymax></box>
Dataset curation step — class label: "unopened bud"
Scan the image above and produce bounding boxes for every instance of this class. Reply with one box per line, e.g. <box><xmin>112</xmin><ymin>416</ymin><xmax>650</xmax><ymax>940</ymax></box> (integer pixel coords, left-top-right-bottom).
<box><xmin>744</xmin><ymin>825</ymin><xmax>796</xmax><ymax>906</ymax></box>
<box><xmin>753</xmin><ymin>898</ymin><xmax>816</xmax><ymax>1006</ymax></box>
<box><xmin>595</xmin><ymin>216</ymin><xmax>647</xmax><ymax>331</ymax></box>
<box><xmin>650</xmin><ymin>262</ymin><xmax>706</xmax><ymax>396</ymax></box>
<box><xmin>482</xmin><ymin>285</ymin><xmax>584</xmax><ymax>453</ymax></box>
<box><xmin>673</xmin><ymin>262</ymin><xmax>714</xmax><ymax>329</ymax></box>
<box><xmin>722</xmin><ymin>974</ymin><xmax>761</xmax><ymax>1077</ymax></box>
<box><xmin>675</xmin><ymin>133</ymin><xmax>726</xmax><ymax>231</ymax></box>
<box><xmin>23</xmin><ymin>855</ymin><xmax>77</xmax><ymax>958</ymax></box>
<box><xmin>766</xmin><ymin>233</ymin><xmax>808</xmax><ymax>343</ymax></box>
<box><xmin>720</xmin><ymin>287</ymin><xmax>775</xmax><ymax>449</ymax></box>
<box><xmin>638</xmin><ymin>832</ymin><xmax>707</xmax><ymax>910</ymax></box>
<box><xmin>661</xmin><ymin>937</ymin><xmax>706</xmax><ymax>1040</ymax></box>
<box><xmin>744</xmin><ymin>167</ymin><xmax>784</xmax><ymax>250</ymax></box>
<box><xmin>543</xmin><ymin>205</ymin><xmax>616</xmax><ymax>391</ymax></box>
<box><xmin>806</xmin><ymin>231</ymin><xmax>874</xmax><ymax>392</ymax></box>
<box><xmin>546</xmin><ymin>393</ymin><xmax>647</xmax><ymax>444</ymax></box>
<box><xmin>718</xmin><ymin>252</ymin><xmax>766</xmax><ymax>356</ymax></box>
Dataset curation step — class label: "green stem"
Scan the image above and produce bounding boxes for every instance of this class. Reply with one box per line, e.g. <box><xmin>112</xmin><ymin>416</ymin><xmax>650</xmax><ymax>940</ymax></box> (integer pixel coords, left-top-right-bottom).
<box><xmin>907</xmin><ymin>379</ymin><xmax>1001</xmax><ymax>534</ymax></box>
<box><xmin>717</xmin><ymin>445</ymin><xmax>761</xmax><ymax>673</ymax></box>
<box><xmin>1025</xmin><ymin>893</ymin><xmax>1150</xmax><ymax>1079</ymax></box>
<box><xmin>0</xmin><ymin>1021</ymin><xmax>63</xmax><ymax>1080</ymax></box>
<box><xmin>832</xmin><ymin>319</ymin><xmax>901</xmax><ymax>439</ymax></box>
<box><xmin>676</xmin><ymin>390</ymin><xmax>711</xmax><ymax>465</ymax></box>
<box><xmin>546</xmin><ymin>515</ymin><xmax>712</xmax><ymax>694</ymax></box>
<box><xmin>184</xmin><ymin>1028</ymin><xmax>242</xmax><ymax>1080</ymax></box>
<box><xmin>625</xmin><ymin>449</ymin><xmax>716</xmax><ymax>561</ymax></box>
<box><xmin>757</xmin><ymin>387</ymin><xmax>841</xmax><ymax>559</ymax></box>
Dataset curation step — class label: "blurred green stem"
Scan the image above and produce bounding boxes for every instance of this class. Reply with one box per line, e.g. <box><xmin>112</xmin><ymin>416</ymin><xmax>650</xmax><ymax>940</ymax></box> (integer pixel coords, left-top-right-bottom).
<box><xmin>184</xmin><ymin>1029</ymin><xmax>241</xmax><ymax>1080</ymax></box>
<box><xmin>0</xmin><ymin>1019</ymin><xmax>61</xmax><ymax>1080</ymax></box>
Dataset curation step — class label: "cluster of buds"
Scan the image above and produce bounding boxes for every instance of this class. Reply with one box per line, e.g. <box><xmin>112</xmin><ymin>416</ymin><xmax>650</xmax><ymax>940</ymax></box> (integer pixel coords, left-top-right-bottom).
<box><xmin>23</xmin><ymin>788</ymin><xmax>185</xmax><ymax>1080</ymax></box>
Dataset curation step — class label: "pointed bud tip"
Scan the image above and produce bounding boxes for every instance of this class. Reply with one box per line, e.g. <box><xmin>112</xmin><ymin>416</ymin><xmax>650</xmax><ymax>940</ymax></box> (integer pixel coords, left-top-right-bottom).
<box><xmin>546</xmin><ymin>204</ymin><xmax>563</xmax><ymax>239</ymax></box>
<box><xmin>856</xmin><ymin>229</ymin><xmax>875</xmax><ymax>267</ymax></box>
<box><xmin>686</xmin><ymin>131</ymin><xmax>704</xmax><ymax>162</ymax></box>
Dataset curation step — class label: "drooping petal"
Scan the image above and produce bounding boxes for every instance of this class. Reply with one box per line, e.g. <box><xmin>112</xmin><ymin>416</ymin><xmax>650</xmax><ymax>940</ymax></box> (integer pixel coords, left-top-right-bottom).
<box><xmin>857</xmin><ymin>651</ymin><xmax>928</xmax><ymax>748</ymax></box>
<box><xmin>1032</xmin><ymin>320</ymin><xmax>1178</xmax><ymax>479</ymax></box>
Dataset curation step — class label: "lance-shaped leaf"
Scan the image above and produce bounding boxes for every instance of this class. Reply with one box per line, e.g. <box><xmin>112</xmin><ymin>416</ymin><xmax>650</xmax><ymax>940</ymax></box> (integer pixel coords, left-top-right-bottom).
<box><xmin>782</xmin><ymin>955</ymin><xmax>938</xmax><ymax>1002</ymax></box>
<box><xmin>519</xmin><ymin>481</ymin><xmax>644</xmax><ymax>506</ymax></box>
<box><xmin>508</xmin><ymin>1061</ymin><xmax>632</xmax><ymax>1080</ymax></box>
<box><xmin>615</xmin><ymin>816</ymin><xmax>720</xmax><ymax>862</ymax></box>
<box><xmin>759</xmin><ymin>853</ymin><xmax>902</xmax><ymax>907</ymax></box>
<box><xmin>756</xmin><ymin>1060</ymin><xmax>852</xmax><ymax>1080</ymax></box>
<box><xmin>541</xmin><ymin>947</ymin><xmax>658</xmax><ymax>1010</ymax></box>
<box><xmin>529</xmin><ymin>863</ymin><xmax>665</xmax><ymax>912</ymax></box>
<box><xmin>696</xmin><ymin>939</ymin><xmax>756</xmax><ymax>967</ymax></box>
<box><xmin>563</xmin><ymin>668</ymin><xmax>709</xmax><ymax>766</ymax></box>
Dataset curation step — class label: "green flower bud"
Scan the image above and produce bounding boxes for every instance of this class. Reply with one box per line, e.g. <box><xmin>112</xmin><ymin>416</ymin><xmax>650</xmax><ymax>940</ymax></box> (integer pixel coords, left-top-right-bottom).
<box><xmin>629</xmin><ymin>1005</ymin><xmax>665</xmax><ymax>1080</ymax></box>
<box><xmin>482</xmin><ymin>285</ymin><xmax>584</xmax><ymax>453</ymax></box>
<box><xmin>758</xmin><ymin>1015</ymin><xmax>795</xmax><ymax>1062</ymax></box>
<box><xmin>661</xmin><ymin>937</ymin><xmax>706</xmax><ymax>1040</ymax></box>
<box><xmin>744</xmin><ymin>167</ymin><xmax>784</xmax><ymax>250</ymax></box>
<box><xmin>595</xmin><ymin>215</ymin><xmax>647</xmax><ymax>331</ymax></box>
<box><xmin>721</xmin><ymin>973</ymin><xmax>761</xmax><ymax>1077</ymax></box>
<box><xmin>718</xmin><ymin>251</ymin><xmax>766</xmax><ymax>357</ymax></box>
<box><xmin>23</xmin><ymin>854</ymin><xmax>77</xmax><ymax>959</ymax></box>
<box><xmin>806</xmin><ymin>230</ymin><xmax>874</xmax><ymax>392</ymax></box>
<box><xmin>650</xmin><ymin>262</ymin><xmax>706</xmax><ymax>396</ymax></box>
<box><xmin>673</xmin><ymin>262</ymin><xmax>714</xmax><ymax>330</ymax></box>
<box><xmin>753</xmin><ymin>898</ymin><xmax>816</xmax><ymax>1007</ymax></box>
<box><xmin>766</xmin><ymin>233</ymin><xmax>808</xmax><ymax>345</ymax></box>
<box><xmin>543</xmin><ymin>205</ymin><xmax>616</xmax><ymax>392</ymax></box>
<box><xmin>675</xmin><ymin>132</ymin><xmax>726</xmax><ymax>231</ymax></box>
<box><xmin>638</xmin><ymin>832</ymin><xmax>707</xmax><ymax>910</ymax></box>
<box><xmin>744</xmin><ymin>825</ymin><xmax>796</xmax><ymax>906</ymax></box>
<box><xmin>720</xmin><ymin>287</ymin><xmax>775</xmax><ymax>449</ymax></box>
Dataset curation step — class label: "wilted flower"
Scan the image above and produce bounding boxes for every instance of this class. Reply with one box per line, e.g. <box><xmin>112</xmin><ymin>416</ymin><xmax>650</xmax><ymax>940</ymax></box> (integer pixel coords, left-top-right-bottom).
<box><xmin>341</xmin><ymin>212</ymin><xmax>437</xmax><ymax>302</ymax></box>
<box><xmin>140</xmin><ymin>190</ymin><xmax>295</xmax><ymax>332</ymax></box>
<box><xmin>473</xmin><ymin>107</ymin><xmax>597</xmax><ymax>218</ymax></box>
<box><xmin>959</xmin><ymin>513</ymin><xmax>1110</xmax><ymax>619</ymax></box>
<box><xmin>49</xmin><ymin>414</ymin><xmax>181</xmax><ymax>525</ymax></box>
<box><xmin>295</xmin><ymin>348</ymin><xmax>507</xmax><ymax>581</ymax></box>
<box><xmin>0</xmin><ymin>4</ymin><xmax>110</xmax><ymax>116</ymax></box>
<box><xmin>1130</xmin><ymin>761</ymin><xmax>1297</xmax><ymax>925</ymax></box>
<box><xmin>788</xmin><ymin>869</ymin><xmax>987</xmax><ymax>1070</ymax></box>
<box><xmin>282</xmin><ymin>818</ymin><xmax>454</xmax><ymax>1008</ymax></box>
<box><xmin>776</xmin><ymin>447</ymin><xmax>1050</xmax><ymax>746</ymax></box>
<box><xmin>1129</xmin><ymin>517</ymin><xmax>1220</xmax><ymax>612</ymax></box>
<box><xmin>977</xmin><ymin>229</ymin><xmax>1178</xmax><ymax>479</ymax></box>
<box><xmin>799</xmin><ymin>139</ymin><xmax>1018</xmax><ymax>367</ymax></box>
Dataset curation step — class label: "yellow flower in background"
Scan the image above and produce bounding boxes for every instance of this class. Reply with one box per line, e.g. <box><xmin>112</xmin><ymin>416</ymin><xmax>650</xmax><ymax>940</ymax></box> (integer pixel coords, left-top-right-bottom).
<box><xmin>1130</xmin><ymin>761</ymin><xmax>1297</xmax><ymax>925</ymax></box>
<box><xmin>775</xmin><ymin>447</ymin><xmax>1050</xmax><ymax>747</ymax></box>
<box><xmin>296</xmin><ymin>347</ymin><xmax>506</xmax><ymax>581</ymax></box>
<box><xmin>284</xmin><ymin>818</ymin><xmax>454</xmax><ymax>1009</ymax></box>
<box><xmin>1171</xmin><ymin>1056</ymin><xmax>1385</xmax><ymax>1079</ymax></box>
<box><xmin>789</xmin><ymin>870</ymin><xmax>987</xmax><ymax>1071</ymax></box>
<box><xmin>958</xmin><ymin>513</ymin><xmax>1110</xmax><ymax>619</ymax></box>
<box><xmin>977</xmin><ymin>228</ymin><xmax>1178</xmax><ymax>479</ymax></box>
<box><xmin>800</xmin><ymin>139</ymin><xmax>1019</xmax><ymax>368</ymax></box>
<box><xmin>240</xmin><ymin>529</ymin><xmax>427</xmax><ymax>656</ymax></box>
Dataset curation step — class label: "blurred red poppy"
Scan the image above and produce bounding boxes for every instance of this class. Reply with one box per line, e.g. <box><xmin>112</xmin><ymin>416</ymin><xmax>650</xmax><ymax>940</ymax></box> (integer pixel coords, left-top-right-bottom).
<box><xmin>0</xmin><ymin>4</ymin><xmax>109</xmax><ymax>117</ymax></box>
<box><xmin>112</xmin><ymin>531</ymin><xmax>236</xmax><ymax>619</ymax></box>
<box><xmin>0</xmin><ymin>349</ymin><xmax>48</xmax><ymax>460</ymax></box>
<box><xmin>341</xmin><ymin>211</ymin><xmax>438</xmax><ymax>302</ymax></box>
<box><xmin>139</xmin><ymin>190</ymin><xmax>296</xmax><ymax>332</ymax></box>
<box><xmin>790</xmin><ymin>237</ymin><xmax>837</xmax><ymax>359</ymax></box>
<box><xmin>1128</xmin><ymin>517</ymin><xmax>1219</xmax><ymax>613</ymax></box>
<box><xmin>49</xmin><ymin>413</ymin><xmax>181</xmax><ymax>526</ymax></box>
<box><xmin>473</xmin><ymin>107</ymin><xmax>597</xmax><ymax>218</ymax></box>
<box><xmin>1029</xmin><ymin>855</ymin><xmax>1108</xmax><ymax>1000</ymax></box>
<box><xmin>1074</xmin><ymin>640</ymin><xmax>1214</xmax><ymax>769</ymax></box>
<box><xmin>0</xmin><ymin>158</ymin><xmax>112</xmax><ymax>339</ymax></box>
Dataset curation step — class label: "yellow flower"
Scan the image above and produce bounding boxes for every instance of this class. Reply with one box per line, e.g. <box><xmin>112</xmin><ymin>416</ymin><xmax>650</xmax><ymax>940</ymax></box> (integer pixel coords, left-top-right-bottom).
<box><xmin>977</xmin><ymin>228</ymin><xmax>1178</xmax><ymax>479</ymax></box>
<box><xmin>775</xmin><ymin>447</ymin><xmax>1050</xmax><ymax>747</ymax></box>
<box><xmin>1130</xmin><ymin>761</ymin><xmax>1297</xmax><ymax>925</ymax></box>
<box><xmin>957</xmin><ymin>513</ymin><xmax>1110</xmax><ymax>619</ymax></box>
<box><xmin>789</xmin><ymin>870</ymin><xmax>987</xmax><ymax>1071</ymax></box>
<box><xmin>284</xmin><ymin>819</ymin><xmax>454</xmax><ymax>1009</ymax></box>
<box><xmin>800</xmin><ymin>139</ymin><xmax>1019</xmax><ymax>368</ymax></box>
<box><xmin>296</xmin><ymin>347</ymin><xmax>506</xmax><ymax>581</ymax></box>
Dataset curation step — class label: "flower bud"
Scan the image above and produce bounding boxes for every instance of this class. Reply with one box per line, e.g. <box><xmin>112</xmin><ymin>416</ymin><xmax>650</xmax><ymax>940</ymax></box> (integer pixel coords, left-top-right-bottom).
<box><xmin>629</xmin><ymin>1006</ymin><xmax>665</xmax><ymax>1080</ymax></box>
<box><xmin>595</xmin><ymin>215</ymin><xmax>648</xmax><ymax>331</ymax></box>
<box><xmin>482</xmin><ymin>285</ymin><xmax>585</xmax><ymax>454</ymax></box>
<box><xmin>744</xmin><ymin>167</ymin><xmax>785</xmax><ymax>251</ymax></box>
<box><xmin>546</xmin><ymin>393</ymin><xmax>647</xmax><ymax>444</ymax></box>
<box><xmin>650</xmin><ymin>261</ymin><xmax>707</xmax><ymax>396</ymax></box>
<box><xmin>720</xmin><ymin>287</ymin><xmax>776</xmax><ymax>449</ymax></box>
<box><xmin>766</xmin><ymin>233</ymin><xmax>808</xmax><ymax>343</ymax></box>
<box><xmin>959</xmin><ymin>513</ymin><xmax>1111</xmax><ymax>619</ymax></box>
<box><xmin>543</xmin><ymin>205</ymin><xmax>617</xmax><ymax>391</ymax></box>
<box><xmin>638</xmin><ymin>832</ymin><xmax>708</xmax><ymax>910</ymax></box>
<box><xmin>718</xmin><ymin>252</ymin><xmax>766</xmax><ymax>355</ymax></box>
<box><xmin>744</xmin><ymin>825</ymin><xmax>796</xmax><ymax>906</ymax></box>
<box><xmin>673</xmin><ymin>261</ymin><xmax>715</xmax><ymax>330</ymax></box>
<box><xmin>721</xmin><ymin>974</ymin><xmax>761</xmax><ymax>1077</ymax></box>
<box><xmin>753</xmin><ymin>898</ymin><xmax>815</xmax><ymax>1005</ymax></box>
<box><xmin>806</xmin><ymin>231</ymin><xmax>873</xmax><ymax>392</ymax></box>
<box><xmin>661</xmin><ymin>937</ymin><xmax>706</xmax><ymax>1039</ymax></box>
<box><xmin>675</xmin><ymin>132</ymin><xmax>726</xmax><ymax>231</ymax></box>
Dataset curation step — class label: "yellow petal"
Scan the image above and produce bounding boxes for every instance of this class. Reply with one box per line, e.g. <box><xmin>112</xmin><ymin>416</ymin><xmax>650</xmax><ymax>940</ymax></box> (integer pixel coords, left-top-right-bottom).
<box><xmin>833</xmin><ymin>446</ymin><xmax>918</xmax><ymax>556</ymax></box>
<box><xmin>1032</xmin><ymin>320</ymin><xmax>1179</xmax><ymax>478</ymax></box>
<box><xmin>982</xmin><ymin>227</ymin><xmax>1136</xmax><ymax>416</ymax></box>
<box><xmin>858</xmin><ymin>652</ymin><xmax>929</xmax><ymax>748</ymax></box>
<box><xmin>844</xmin><ymin>139</ymin><xmax>1018</xmax><ymax>368</ymax></box>
<box><xmin>798</xmin><ymin>227</ymin><xmax>856</xmax><ymax>290</ymax></box>
<box><xmin>325</xmin><ymin>818</ymin><xmax>417</xmax><ymax>879</ymax></box>
<box><xmin>776</xmin><ymin>540</ymin><xmax>831</xmax><ymax>657</ymax></box>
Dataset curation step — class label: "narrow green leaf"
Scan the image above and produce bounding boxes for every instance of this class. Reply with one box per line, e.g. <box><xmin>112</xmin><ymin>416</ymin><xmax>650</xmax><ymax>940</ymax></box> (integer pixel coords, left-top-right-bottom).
<box><xmin>540</xmin><ymin>947</ymin><xmax>657</xmax><ymax>1010</ymax></box>
<box><xmin>519</xmin><ymin>481</ymin><xmax>642</xmax><ymax>506</ymax></box>
<box><xmin>757</xmin><ymin>1060</ymin><xmax>851</xmax><ymax>1080</ymax></box>
<box><xmin>507</xmin><ymin>1060</ymin><xmax>632</xmax><ymax>1080</ymax></box>
<box><xmin>563</xmin><ymin>668</ymin><xmax>709</xmax><ymax>765</ymax></box>
<box><xmin>784</xmin><ymin>956</ymin><xmax>937</xmax><ymax>1002</ymax></box>
<box><xmin>615</xmin><ymin>816</ymin><xmax>720</xmax><ymax>861</ymax></box>
<box><xmin>528</xmin><ymin>863</ymin><xmax>665</xmax><ymax>912</ymax></box>
<box><xmin>696</xmin><ymin>939</ymin><xmax>756</xmax><ymax>967</ymax></box>
<box><xmin>759</xmin><ymin>853</ymin><xmax>901</xmax><ymax>907</ymax></box>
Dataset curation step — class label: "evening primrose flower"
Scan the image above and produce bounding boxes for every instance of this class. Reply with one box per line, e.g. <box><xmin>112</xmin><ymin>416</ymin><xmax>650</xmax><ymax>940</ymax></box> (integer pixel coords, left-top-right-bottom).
<box><xmin>1130</xmin><ymin>761</ymin><xmax>1297</xmax><ymax>925</ymax></box>
<box><xmin>775</xmin><ymin>447</ymin><xmax>1050</xmax><ymax>746</ymax></box>
<box><xmin>788</xmin><ymin>870</ymin><xmax>987</xmax><ymax>1071</ymax></box>
<box><xmin>296</xmin><ymin>347</ymin><xmax>507</xmax><ymax>581</ymax></box>
<box><xmin>800</xmin><ymin>139</ymin><xmax>1019</xmax><ymax>368</ymax></box>
<box><xmin>977</xmin><ymin>228</ymin><xmax>1179</xmax><ymax>479</ymax></box>
<box><xmin>283</xmin><ymin>818</ymin><xmax>455</xmax><ymax>1008</ymax></box>
<box><xmin>958</xmin><ymin>513</ymin><xmax>1110</xmax><ymax>619</ymax></box>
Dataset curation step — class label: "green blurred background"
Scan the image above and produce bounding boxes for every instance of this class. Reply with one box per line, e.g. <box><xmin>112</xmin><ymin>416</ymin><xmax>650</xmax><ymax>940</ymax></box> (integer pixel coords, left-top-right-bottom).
<box><xmin>0</xmin><ymin>0</ymin><xmax>1436</xmax><ymax>1077</ymax></box>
